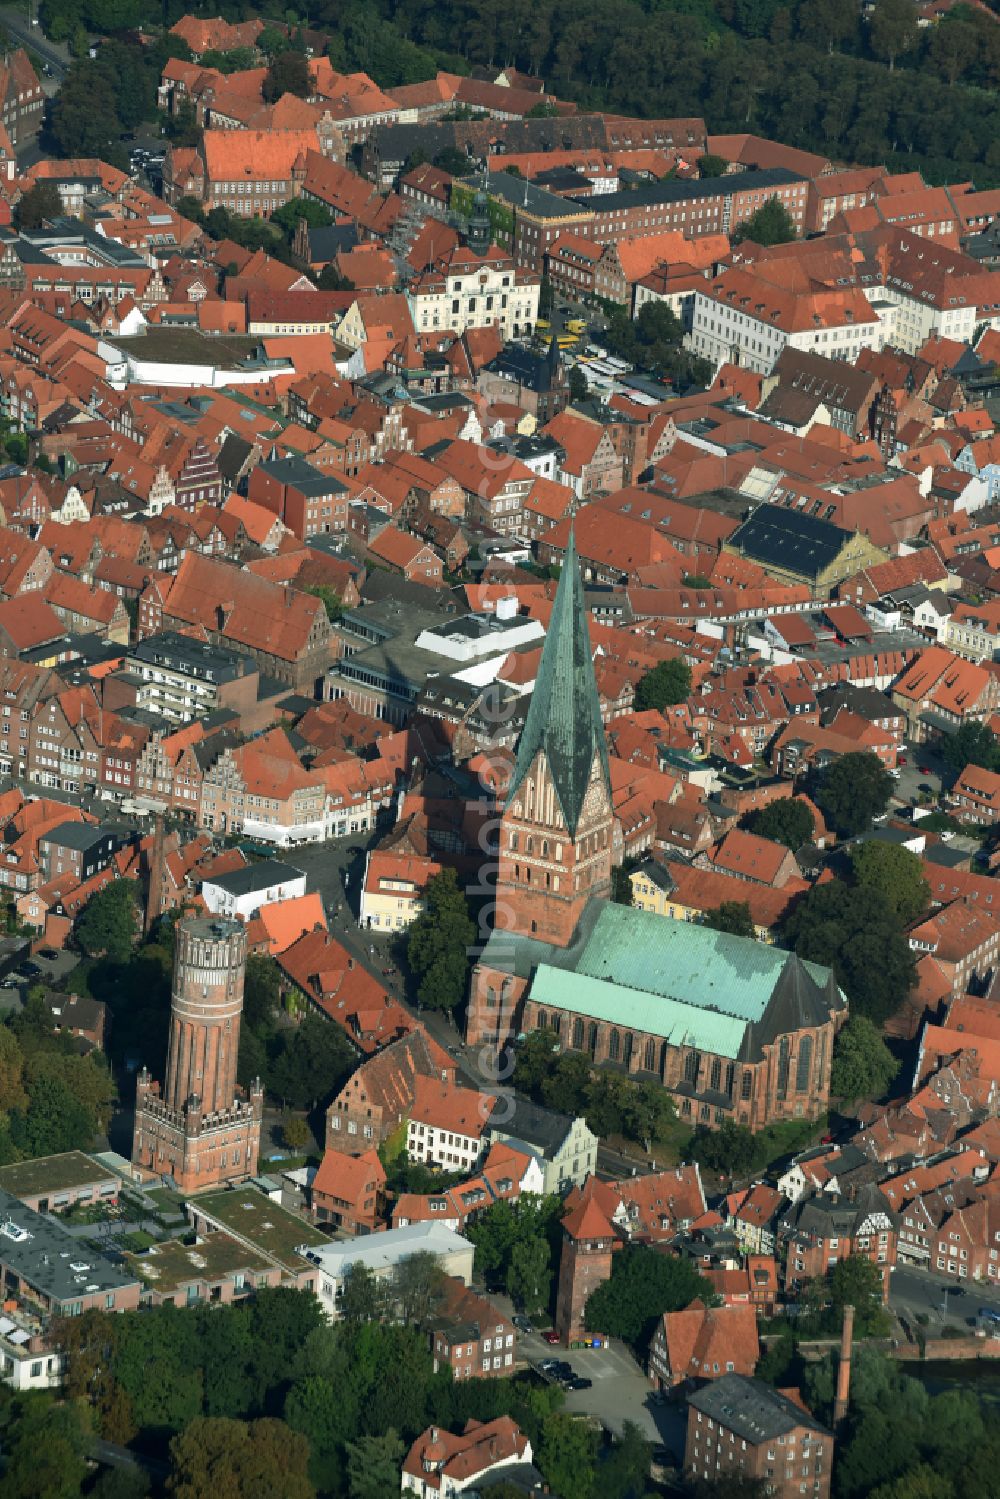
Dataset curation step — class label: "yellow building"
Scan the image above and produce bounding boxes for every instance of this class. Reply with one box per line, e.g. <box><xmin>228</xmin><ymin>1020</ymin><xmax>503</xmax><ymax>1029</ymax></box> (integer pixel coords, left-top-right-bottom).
<box><xmin>360</xmin><ymin>850</ymin><xmax>443</xmax><ymax>933</ymax></box>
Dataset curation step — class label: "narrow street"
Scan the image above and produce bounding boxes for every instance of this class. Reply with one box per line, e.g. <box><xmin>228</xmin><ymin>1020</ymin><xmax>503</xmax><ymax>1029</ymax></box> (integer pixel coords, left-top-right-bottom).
<box><xmin>890</xmin><ymin>1262</ymin><xmax>1000</xmax><ymax>1331</ymax></box>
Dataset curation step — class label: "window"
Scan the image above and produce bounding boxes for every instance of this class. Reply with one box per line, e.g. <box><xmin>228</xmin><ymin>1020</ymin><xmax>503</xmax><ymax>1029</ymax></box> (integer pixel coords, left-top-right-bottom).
<box><xmin>796</xmin><ymin>1035</ymin><xmax>813</xmax><ymax>1092</ymax></box>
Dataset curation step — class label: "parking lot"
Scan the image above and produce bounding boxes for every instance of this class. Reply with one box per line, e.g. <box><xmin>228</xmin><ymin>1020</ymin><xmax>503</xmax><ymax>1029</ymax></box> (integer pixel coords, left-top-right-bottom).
<box><xmin>518</xmin><ymin>1325</ymin><xmax>683</xmax><ymax>1449</ymax></box>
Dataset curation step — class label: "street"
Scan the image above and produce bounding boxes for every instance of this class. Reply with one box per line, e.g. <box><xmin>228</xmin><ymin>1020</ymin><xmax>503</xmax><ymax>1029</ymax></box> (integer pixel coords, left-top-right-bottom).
<box><xmin>0</xmin><ymin>5</ymin><xmax>70</xmax><ymax>79</ymax></box>
<box><xmin>890</xmin><ymin>738</ymin><xmax>947</xmax><ymax>812</ymax></box>
<box><xmin>890</xmin><ymin>1262</ymin><xmax>1000</xmax><ymax>1330</ymax></box>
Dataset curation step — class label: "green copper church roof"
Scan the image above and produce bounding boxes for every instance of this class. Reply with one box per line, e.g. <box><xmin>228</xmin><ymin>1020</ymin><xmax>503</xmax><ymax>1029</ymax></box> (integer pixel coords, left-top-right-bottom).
<box><xmin>507</xmin><ymin>529</ymin><xmax>610</xmax><ymax>836</ymax></box>
<box><xmin>525</xmin><ymin>903</ymin><xmax>844</xmax><ymax>1060</ymax></box>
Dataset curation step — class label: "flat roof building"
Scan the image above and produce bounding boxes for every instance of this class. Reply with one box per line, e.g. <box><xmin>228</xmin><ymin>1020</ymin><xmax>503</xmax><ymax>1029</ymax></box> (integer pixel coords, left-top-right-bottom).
<box><xmin>0</xmin><ymin>1186</ymin><xmax>141</xmax><ymax>1317</ymax></box>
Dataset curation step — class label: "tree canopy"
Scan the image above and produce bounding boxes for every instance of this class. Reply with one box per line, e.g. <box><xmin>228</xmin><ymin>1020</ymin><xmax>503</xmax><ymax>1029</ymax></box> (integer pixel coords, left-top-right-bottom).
<box><xmin>782</xmin><ymin>878</ymin><xmax>916</xmax><ymax>1026</ymax></box>
<box><xmin>634</xmin><ymin>657</ymin><xmax>692</xmax><ymax>711</ymax></box>
<box><xmin>406</xmin><ymin>868</ymin><xmax>476</xmax><ymax>1011</ymax></box>
<box><xmin>811</xmin><ymin>752</ymin><xmax>893</xmax><ymax>836</ymax></box>
<box><xmin>940</xmin><ymin>720</ymin><xmax>1000</xmax><ymax>777</ymax></box>
<box><xmin>76</xmin><ymin>877</ymin><xmax>139</xmax><ymax>962</ymax></box>
<box><xmin>849</xmin><ymin>840</ymin><xmax>929</xmax><ymax>924</ymax></box>
<box><xmin>732</xmin><ymin>196</ymin><xmax>797</xmax><ymax>245</ymax></box>
<box><xmin>703</xmin><ymin>901</ymin><xmax>756</xmax><ymax>939</ymax></box>
<box><xmin>831</xmin><ymin>1015</ymin><xmax>899</xmax><ymax>1103</ymax></box>
<box><xmin>745</xmin><ymin>797</ymin><xmax>815</xmax><ymax>851</ymax></box>
<box><xmin>584</xmin><ymin>1244</ymin><xmax>715</xmax><ymax>1352</ymax></box>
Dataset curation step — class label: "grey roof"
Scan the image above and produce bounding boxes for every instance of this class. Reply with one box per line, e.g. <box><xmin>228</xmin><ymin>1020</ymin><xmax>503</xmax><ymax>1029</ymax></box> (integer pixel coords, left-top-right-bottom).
<box><xmin>507</xmin><ymin>528</ymin><xmax>611</xmax><ymax>837</ymax></box>
<box><xmin>575</xmin><ymin>165</ymin><xmax>803</xmax><ymax>214</ymax></box>
<box><xmin>204</xmin><ymin>860</ymin><xmax>304</xmax><ymax>898</ymax></box>
<box><xmin>727</xmin><ymin>502</ymin><xmax>854</xmax><ymax>580</ymax></box>
<box><xmin>0</xmin><ymin>1187</ymin><xmax>139</xmax><ymax>1305</ymax></box>
<box><xmin>779</xmin><ymin>1183</ymin><xmax>896</xmax><ymax>1240</ymax></box>
<box><xmin>40</xmin><ymin>821</ymin><xmax>114</xmax><ymax>852</ymax></box>
<box><xmin>258</xmin><ymin>454</ymin><xmax>347</xmax><ymax>497</ymax></box>
<box><xmin>217</xmin><ymin>432</ymin><xmax>254</xmax><ymax>484</ymax></box>
<box><xmin>486</xmin><ymin>1097</ymin><xmax>578</xmax><ymax>1156</ymax></box>
<box><xmin>688</xmin><ymin>1373</ymin><xmax>831</xmax><ymax>1443</ymax></box>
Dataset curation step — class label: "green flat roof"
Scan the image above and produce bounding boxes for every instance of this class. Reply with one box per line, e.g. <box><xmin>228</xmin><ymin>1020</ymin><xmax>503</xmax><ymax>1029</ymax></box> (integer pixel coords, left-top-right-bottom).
<box><xmin>191</xmin><ymin>1187</ymin><xmax>327</xmax><ymax>1272</ymax></box>
<box><xmin>0</xmin><ymin>1151</ymin><xmax>113</xmax><ymax>1200</ymax></box>
<box><xmin>125</xmin><ymin>1231</ymin><xmax>272</xmax><ymax>1293</ymax></box>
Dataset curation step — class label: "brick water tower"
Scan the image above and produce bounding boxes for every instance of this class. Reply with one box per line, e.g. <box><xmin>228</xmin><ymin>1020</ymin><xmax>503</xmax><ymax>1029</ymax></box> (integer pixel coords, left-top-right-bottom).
<box><xmin>132</xmin><ymin>916</ymin><xmax>263</xmax><ymax>1194</ymax></box>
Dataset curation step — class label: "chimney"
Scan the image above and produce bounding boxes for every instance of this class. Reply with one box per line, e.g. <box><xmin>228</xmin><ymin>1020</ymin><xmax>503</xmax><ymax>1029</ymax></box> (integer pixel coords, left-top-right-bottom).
<box><xmin>832</xmin><ymin>1303</ymin><xmax>854</xmax><ymax>1428</ymax></box>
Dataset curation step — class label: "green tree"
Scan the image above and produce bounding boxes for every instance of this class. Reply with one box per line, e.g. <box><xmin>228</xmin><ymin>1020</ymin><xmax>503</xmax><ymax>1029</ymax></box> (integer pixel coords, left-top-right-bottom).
<box><xmin>538</xmin><ymin>1412</ymin><xmax>598</xmax><ymax>1499</ymax></box>
<box><xmin>850</xmin><ymin>841</ymin><xmax>929</xmax><ymax>923</ymax></box>
<box><xmin>0</xmin><ymin>1024</ymin><xmax>27</xmax><ymax>1113</ymax></box>
<box><xmin>340</xmin><ymin>1262</ymin><xmax>388</xmax><ymax>1324</ymax></box>
<box><xmin>268</xmin><ymin>1013</ymin><xmax>355</xmax><ymax>1110</ymax></box>
<box><xmin>870</xmin><ymin>1468</ymin><xmax>955</xmax><ymax>1499</ymax></box>
<box><xmin>346</xmin><ymin>1431</ymin><xmax>405</xmax><ymax>1499</ymax></box>
<box><xmin>940</xmin><ymin>720</ymin><xmax>1000</xmax><ymax>777</ymax></box>
<box><xmin>731</xmin><ymin>196</ymin><xmax>797</xmax><ymax>245</ymax></box>
<box><xmin>703</xmin><ymin>901</ymin><xmax>756</xmax><ymax>938</ymax></box>
<box><xmin>506</xmin><ymin>1233</ymin><xmax>552</xmax><ymax>1314</ymax></box>
<box><xmin>283</xmin><ymin>1115</ymin><xmax>310</xmax><ymax>1151</ymax></box>
<box><xmin>831</xmin><ymin>1015</ymin><xmax>898</xmax><ymax>1102</ymax></box>
<box><xmin>869</xmin><ymin>0</ymin><xmax>919</xmax><ymax>70</ymax></box>
<box><xmin>568</xmin><ymin>365</ymin><xmax>589</xmax><ymax>402</ymax></box>
<box><xmin>699</xmin><ymin>152</ymin><xmax>729</xmax><ymax>176</ymax></box>
<box><xmin>392</xmin><ymin>1250</ymin><xmax>448</xmax><ymax>1325</ymax></box>
<box><xmin>167</xmin><ymin>1416</ymin><xmax>315</xmax><ymax>1499</ymax></box>
<box><xmin>14</xmin><ymin>180</ymin><xmax>62</xmax><ymax>231</ymax></box>
<box><xmin>812</xmin><ymin>751</ymin><xmax>893</xmax><ymax>836</ymax></box>
<box><xmin>10</xmin><ymin>1071</ymin><xmax>97</xmax><ymax>1155</ymax></box>
<box><xmin>828</xmin><ymin>1253</ymin><xmax>891</xmax><ymax>1337</ymax></box>
<box><xmin>782</xmin><ymin>878</ymin><xmax>915</xmax><ymax>1025</ymax></box>
<box><xmin>75</xmin><ymin>877</ymin><xmax>139</xmax><ymax>961</ymax></box>
<box><xmin>303</xmin><ymin>583</ymin><xmax>344</xmax><ymax>622</ymax></box>
<box><xmin>690</xmin><ymin>1118</ymin><xmax>757</xmax><ymax>1177</ymax></box>
<box><xmin>745</xmin><ymin>797</ymin><xmax>815</xmax><ymax>850</ymax></box>
<box><xmin>406</xmin><ymin>868</ymin><xmax>475</xmax><ymax>1011</ymax></box>
<box><xmin>1</xmin><ymin>1393</ymin><xmax>90</xmax><ymax>1499</ymax></box>
<box><xmin>244</xmin><ymin>952</ymin><xmax>281</xmax><ymax>1031</ymax></box>
<box><xmin>634</xmin><ymin>657</ymin><xmax>692</xmax><ymax>710</ymax></box>
<box><xmin>584</xmin><ymin>1244</ymin><xmax>713</xmax><ymax>1351</ymax></box>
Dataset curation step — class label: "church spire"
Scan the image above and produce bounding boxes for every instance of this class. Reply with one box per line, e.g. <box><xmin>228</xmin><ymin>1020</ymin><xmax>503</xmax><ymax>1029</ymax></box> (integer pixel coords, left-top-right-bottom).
<box><xmin>508</xmin><ymin>528</ymin><xmax>610</xmax><ymax>837</ymax></box>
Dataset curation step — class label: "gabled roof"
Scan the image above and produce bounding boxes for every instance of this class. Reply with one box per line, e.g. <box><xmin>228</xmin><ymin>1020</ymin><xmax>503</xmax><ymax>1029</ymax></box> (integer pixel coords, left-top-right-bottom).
<box><xmin>507</xmin><ymin>529</ymin><xmax>611</xmax><ymax>837</ymax></box>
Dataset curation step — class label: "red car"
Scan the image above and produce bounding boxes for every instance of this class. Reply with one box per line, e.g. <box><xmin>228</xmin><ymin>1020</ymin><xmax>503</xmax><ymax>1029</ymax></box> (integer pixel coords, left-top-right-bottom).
<box><xmin>898</xmin><ymin>755</ymin><xmax>908</xmax><ymax>765</ymax></box>
<box><xmin>919</xmin><ymin>765</ymin><xmax>933</xmax><ymax>775</ymax></box>
<box><xmin>543</xmin><ymin>1330</ymin><xmax>561</xmax><ymax>1345</ymax></box>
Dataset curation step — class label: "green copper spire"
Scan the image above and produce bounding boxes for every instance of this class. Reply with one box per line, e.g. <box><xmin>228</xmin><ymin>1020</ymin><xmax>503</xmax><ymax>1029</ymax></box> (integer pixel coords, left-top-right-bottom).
<box><xmin>508</xmin><ymin>528</ymin><xmax>611</xmax><ymax>836</ymax></box>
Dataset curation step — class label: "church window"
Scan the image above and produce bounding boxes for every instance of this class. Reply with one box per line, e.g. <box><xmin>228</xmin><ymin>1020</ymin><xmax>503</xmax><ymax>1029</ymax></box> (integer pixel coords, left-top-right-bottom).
<box><xmin>710</xmin><ymin>1058</ymin><xmax>721</xmax><ymax>1091</ymax></box>
<box><xmin>796</xmin><ymin>1036</ymin><xmax>813</xmax><ymax>1092</ymax></box>
<box><xmin>509</xmin><ymin>832</ymin><xmax>518</xmax><ymax>852</ymax></box>
<box><xmin>608</xmin><ymin>1028</ymin><xmax>621</xmax><ymax>1062</ymax></box>
<box><xmin>588</xmin><ymin>1022</ymin><xmax>598</xmax><ymax>1056</ymax></box>
<box><xmin>741</xmin><ymin>1070</ymin><xmax>752</xmax><ymax>1100</ymax></box>
<box><xmin>572</xmin><ymin>1018</ymin><xmax>584</xmax><ymax>1049</ymax></box>
<box><xmin>537</xmin><ymin>1010</ymin><xmax>548</xmax><ymax>1029</ymax></box>
<box><xmin>684</xmin><ymin>1050</ymin><xmax>700</xmax><ymax>1084</ymax></box>
<box><xmin>623</xmin><ymin>1032</ymin><xmax>633</xmax><ymax>1067</ymax></box>
<box><xmin>777</xmin><ymin>1037</ymin><xmax>790</xmax><ymax>1101</ymax></box>
<box><xmin>725</xmin><ymin>1063</ymin><xmax>735</xmax><ymax>1097</ymax></box>
<box><xmin>644</xmin><ymin>1038</ymin><xmax>656</xmax><ymax>1072</ymax></box>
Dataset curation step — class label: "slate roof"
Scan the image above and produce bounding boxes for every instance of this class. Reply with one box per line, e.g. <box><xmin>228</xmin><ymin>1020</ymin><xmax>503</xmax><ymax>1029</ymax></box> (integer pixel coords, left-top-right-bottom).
<box><xmin>507</xmin><ymin>527</ymin><xmax>610</xmax><ymax>837</ymax></box>
<box><xmin>688</xmin><ymin>1373</ymin><xmax>830</xmax><ymax>1442</ymax></box>
<box><xmin>727</xmin><ymin>503</ymin><xmax>855</xmax><ymax>580</ymax></box>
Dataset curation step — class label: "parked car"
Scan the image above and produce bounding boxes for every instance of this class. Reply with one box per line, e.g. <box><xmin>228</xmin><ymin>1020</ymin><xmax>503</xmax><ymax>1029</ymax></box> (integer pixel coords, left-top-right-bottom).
<box><xmin>21</xmin><ymin>961</ymin><xmax>41</xmax><ymax>977</ymax></box>
<box><xmin>38</xmin><ymin>948</ymin><xmax>58</xmax><ymax>960</ymax></box>
<box><xmin>543</xmin><ymin>1330</ymin><xmax>561</xmax><ymax>1344</ymax></box>
<box><xmin>513</xmin><ymin>1316</ymin><xmax>533</xmax><ymax>1334</ymax></box>
<box><xmin>567</xmin><ymin>1376</ymin><xmax>592</xmax><ymax>1391</ymax></box>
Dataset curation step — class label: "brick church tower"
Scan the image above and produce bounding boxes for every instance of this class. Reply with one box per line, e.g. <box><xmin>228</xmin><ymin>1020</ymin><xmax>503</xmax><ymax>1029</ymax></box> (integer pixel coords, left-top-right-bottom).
<box><xmin>132</xmin><ymin>916</ymin><xmax>263</xmax><ymax>1194</ymax></box>
<box><xmin>555</xmin><ymin>1178</ymin><xmax>620</xmax><ymax>1344</ymax></box>
<box><xmin>495</xmin><ymin>528</ymin><xmax>614</xmax><ymax>947</ymax></box>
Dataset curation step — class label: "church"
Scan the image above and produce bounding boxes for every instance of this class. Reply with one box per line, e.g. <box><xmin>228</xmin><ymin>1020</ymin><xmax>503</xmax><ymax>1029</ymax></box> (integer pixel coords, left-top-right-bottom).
<box><xmin>466</xmin><ymin>532</ymin><xmax>846</xmax><ymax>1132</ymax></box>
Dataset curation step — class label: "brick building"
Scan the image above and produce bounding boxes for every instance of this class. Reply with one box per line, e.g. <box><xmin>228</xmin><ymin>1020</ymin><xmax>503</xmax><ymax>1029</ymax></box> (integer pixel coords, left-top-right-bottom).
<box><xmin>778</xmin><ymin>1186</ymin><xmax>897</xmax><ymax>1300</ymax></box>
<box><xmin>310</xmin><ymin>1145</ymin><xmax>385</xmax><ymax>1235</ymax></box>
<box><xmin>132</xmin><ymin>916</ymin><xmax>263</xmax><ymax>1194</ymax></box>
<box><xmin>430</xmin><ymin>1278</ymin><xmax>517</xmax><ymax>1381</ymax></box>
<box><xmin>685</xmin><ymin>1374</ymin><xmax>833</xmax><ymax>1499</ymax></box>
<box><xmin>648</xmin><ymin>1298</ymin><xmax>759</xmax><ymax>1390</ymax></box>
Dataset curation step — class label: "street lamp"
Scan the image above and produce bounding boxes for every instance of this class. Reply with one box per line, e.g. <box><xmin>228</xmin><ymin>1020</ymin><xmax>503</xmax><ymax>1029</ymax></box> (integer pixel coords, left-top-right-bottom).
<box><xmin>942</xmin><ymin>1286</ymin><xmax>950</xmax><ymax>1323</ymax></box>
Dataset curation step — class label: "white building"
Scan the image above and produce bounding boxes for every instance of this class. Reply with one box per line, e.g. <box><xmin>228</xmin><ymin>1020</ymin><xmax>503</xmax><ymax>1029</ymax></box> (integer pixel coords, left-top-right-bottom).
<box><xmin>407</xmin><ymin>1080</ymin><xmax>492</xmax><ymax>1173</ymax></box>
<box><xmin>201</xmin><ymin>860</ymin><xmax>307</xmax><ymax>921</ymax></box>
<box><xmin>402</xmin><ymin>1419</ymin><xmax>534</xmax><ymax>1499</ymax></box>
<box><xmin>300</xmin><ymin>1222</ymin><xmax>475</xmax><ymax>1320</ymax></box>
<box><xmin>0</xmin><ymin>1314</ymin><xmax>63</xmax><ymax>1392</ymax></box>
<box><xmin>410</xmin><ymin>245</ymin><xmax>540</xmax><ymax>339</ymax></box>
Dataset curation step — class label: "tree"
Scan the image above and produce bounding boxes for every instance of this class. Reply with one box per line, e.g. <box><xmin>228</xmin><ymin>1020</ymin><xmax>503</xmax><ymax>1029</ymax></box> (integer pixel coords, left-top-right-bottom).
<box><xmin>340</xmin><ymin>1262</ymin><xmax>388</xmax><ymax>1324</ymax></box>
<box><xmin>812</xmin><ymin>751</ymin><xmax>893</xmax><ymax>836</ymax></box>
<box><xmin>538</xmin><ymin>1412</ymin><xmax>598</xmax><ymax>1499</ymax></box>
<box><xmin>832</xmin><ymin>1015</ymin><xmax>898</xmax><ymax>1102</ymax></box>
<box><xmin>634</xmin><ymin>657</ymin><xmax>692</xmax><ymax>711</ymax></box>
<box><xmin>940</xmin><ymin>720</ymin><xmax>1000</xmax><ymax>777</ymax></box>
<box><xmin>167</xmin><ymin>1416</ymin><xmax>315</xmax><ymax>1499</ymax></box>
<box><xmin>584</xmin><ymin>1244</ymin><xmax>714</xmax><ymax>1351</ymax></box>
<box><xmin>268</xmin><ymin>1013</ymin><xmax>355</xmax><ymax>1109</ymax></box>
<box><xmin>243</xmin><ymin>953</ymin><xmax>281</xmax><ymax>1031</ymax></box>
<box><xmin>303</xmin><ymin>583</ymin><xmax>344</xmax><ymax>622</ymax></box>
<box><xmin>283</xmin><ymin>1115</ymin><xmax>310</xmax><ymax>1151</ymax></box>
<box><xmin>850</xmin><ymin>841</ymin><xmax>929</xmax><ymax>923</ymax></box>
<box><xmin>14</xmin><ymin>180</ymin><xmax>62</xmax><ymax>231</ymax></box>
<box><xmin>745</xmin><ymin>797</ymin><xmax>815</xmax><ymax>851</ymax></box>
<box><xmin>869</xmin><ymin>0</ymin><xmax>919</xmax><ymax>70</ymax></box>
<box><xmin>568</xmin><ymin>365</ymin><xmax>589</xmax><ymax>402</ymax></box>
<box><xmin>76</xmin><ymin>877</ymin><xmax>139</xmax><ymax>961</ymax></box>
<box><xmin>699</xmin><ymin>153</ymin><xmax>729</xmax><ymax>177</ymax></box>
<box><xmin>345</xmin><ymin>1431</ymin><xmax>406</xmax><ymax>1499</ymax></box>
<box><xmin>506</xmin><ymin>1233</ymin><xmax>552</xmax><ymax>1314</ymax></box>
<box><xmin>828</xmin><ymin>1253</ymin><xmax>891</xmax><ymax>1337</ymax></box>
<box><xmin>731</xmin><ymin>196</ymin><xmax>797</xmax><ymax>246</ymax></box>
<box><xmin>703</xmin><ymin>901</ymin><xmax>756</xmax><ymax>939</ymax></box>
<box><xmin>406</xmin><ymin>868</ymin><xmax>476</xmax><ymax>1011</ymax></box>
<box><xmin>682</xmin><ymin>573</ymin><xmax>712</xmax><ymax>588</ymax></box>
<box><xmin>0</xmin><ymin>1024</ymin><xmax>27</xmax><ymax>1114</ymax></box>
<box><xmin>690</xmin><ymin>1119</ymin><xmax>757</xmax><ymax>1177</ymax></box>
<box><xmin>782</xmin><ymin>879</ymin><xmax>916</xmax><ymax>1026</ymax></box>
<box><xmin>10</xmin><ymin>1071</ymin><xmax>97</xmax><ymax>1155</ymax></box>
<box><xmin>392</xmin><ymin>1250</ymin><xmax>447</xmax><ymax>1325</ymax></box>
